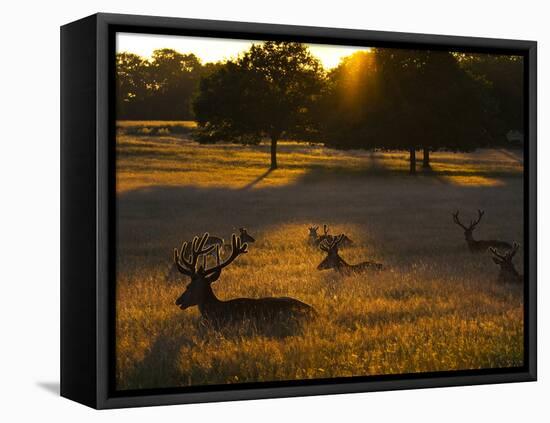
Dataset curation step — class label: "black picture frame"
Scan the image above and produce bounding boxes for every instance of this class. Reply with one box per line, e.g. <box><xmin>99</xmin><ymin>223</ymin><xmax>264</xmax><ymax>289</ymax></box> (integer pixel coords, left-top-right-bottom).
<box><xmin>61</xmin><ymin>12</ymin><xmax>537</xmax><ymax>409</ymax></box>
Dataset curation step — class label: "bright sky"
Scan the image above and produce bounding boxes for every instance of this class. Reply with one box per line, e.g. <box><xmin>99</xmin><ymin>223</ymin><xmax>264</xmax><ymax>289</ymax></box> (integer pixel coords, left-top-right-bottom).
<box><xmin>116</xmin><ymin>32</ymin><xmax>370</xmax><ymax>70</ymax></box>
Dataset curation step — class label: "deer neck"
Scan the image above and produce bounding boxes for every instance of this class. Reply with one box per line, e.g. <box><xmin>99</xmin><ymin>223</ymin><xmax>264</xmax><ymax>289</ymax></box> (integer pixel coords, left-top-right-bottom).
<box><xmin>198</xmin><ymin>283</ymin><xmax>223</xmax><ymax>318</ymax></box>
<box><xmin>499</xmin><ymin>266</ymin><xmax>521</xmax><ymax>284</ymax></box>
<box><xmin>505</xmin><ymin>266</ymin><xmax>520</xmax><ymax>279</ymax></box>
<box><xmin>335</xmin><ymin>254</ymin><xmax>350</xmax><ymax>270</ymax></box>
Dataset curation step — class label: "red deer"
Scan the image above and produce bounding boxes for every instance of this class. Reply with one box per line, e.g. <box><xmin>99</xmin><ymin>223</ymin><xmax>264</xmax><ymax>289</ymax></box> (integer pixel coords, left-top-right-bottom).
<box><xmin>317</xmin><ymin>235</ymin><xmax>382</xmax><ymax>274</ymax></box>
<box><xmin>308</xmin><ymin>225</ymin><xmax>320</xmax><ymax>245</ymax></box>
<box><xmin>489</xmin><ymin>242</ymin><xmax>523</xmax><ymax>284</ymax></box>
<box><xmin>308</xmin><ymin>224</ymin><xmax>352</xmax><ymax>246</ymax></box>
<box><xmin>452</xmin><ymin>210</ymin><xmax>512</xmax><ymax>252</ymax></box>
<box><xmin>173</xmin><ymin>233</ymin><xmax>316</xmax><ymax>327</ymax></box>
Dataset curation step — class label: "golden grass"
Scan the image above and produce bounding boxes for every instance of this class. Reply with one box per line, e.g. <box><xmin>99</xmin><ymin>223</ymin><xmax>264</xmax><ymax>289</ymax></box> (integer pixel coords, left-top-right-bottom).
<box><xmin>115</xmin><ymin>124</ymin><xmax>524</xmax><ymax>390</ymax></box>
<box><xmin>117</xmin><ymin>120</ymin><xmax>198</xmax><ymax>128</ymax></box>
<box><xmin>115</xmin><ymin>123</ymin><xmax>522</xmax><ymax>193</ymax></box>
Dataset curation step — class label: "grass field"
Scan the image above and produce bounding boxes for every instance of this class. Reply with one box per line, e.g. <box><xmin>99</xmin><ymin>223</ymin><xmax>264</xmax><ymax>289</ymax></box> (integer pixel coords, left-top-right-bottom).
<box><xmin>115</xmin><ymin>121</ymin><xmax>524</xmax><ymax>390</ymax></box>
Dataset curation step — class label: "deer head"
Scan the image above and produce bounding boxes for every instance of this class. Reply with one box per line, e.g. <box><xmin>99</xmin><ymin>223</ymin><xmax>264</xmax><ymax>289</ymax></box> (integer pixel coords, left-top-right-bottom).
<box><xmin>173</xmin><ymin>233</ymin><xmax>248</xmax><ymax>309</ymax></box>
<box><xmin>239</xmin><ymin>227</ymin><xmax>256</xmax><ymax>243</ymax></box>
<box><xmin>308</xmin><ymin>225</ymin><xmax>319</xmax><ymax>238</ymax></box>
<box><xmin>452</xmin><ymin>209</ymin><xmax>485</xmax><ymax>241</ymax></box>
<box><xmin>317</xmin><ymin>235</ymin><xmax>345</xmax><ymax>270</ymax></box>
<box><xmin>489</xmin><ymin>242</ymin><xmax>521</xmax><ymax>283</ymax></box>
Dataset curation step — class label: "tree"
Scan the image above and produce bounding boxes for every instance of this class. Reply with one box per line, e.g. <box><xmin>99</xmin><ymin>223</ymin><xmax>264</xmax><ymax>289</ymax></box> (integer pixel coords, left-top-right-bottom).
<box><xmin>320</xmin><ymin>49</ymin><xmax>488</xmax><ymax>173</ymax></box>
<box><xmin>116</xmin><ymin>50</ymin><xmax>215</xmax><ymax>120</ymax></box>
<box><xmin>116</xmin><ymin>52</ymin><xmax>149</xmax><ymax>119</ymax></box>
<box><xmin>456</xmin><ymin>54</ymin><xmax>524</xmax><ymax>143</ymax></box>
<box><xmin>147</xmin><ymin>49</ymin><xmax>204</xmax><ymax>120</ymax></box>
<box><xmin>193</xmin><ymin>41</ymin><xmax>325</xmax><ymax>169</ymax></box>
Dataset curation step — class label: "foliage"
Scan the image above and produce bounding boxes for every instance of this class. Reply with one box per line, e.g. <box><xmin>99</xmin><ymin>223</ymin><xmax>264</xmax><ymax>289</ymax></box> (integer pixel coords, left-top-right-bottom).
<box><xmin>193</xmin><ymin>42</ymin><xmax>325</xmax><ymax>168</ymax></box>
<box><xmin>320</xmin><ymin>50</ymin><xmax>489</xmax><ymax>155</ymax></box>
<box><xmin>116</xmin><ymin>49</ymin><xmax>222</xmax><ymax>120</ymax></box>
<box><xmin>455</xmin><ymin>54</ymin><xmax>524</xmax><ymax>143</ymax></box>
<box><xmin>116</xmin><ymin>53</ymin><xmax>150</xmax><ymax>119</ymax></box>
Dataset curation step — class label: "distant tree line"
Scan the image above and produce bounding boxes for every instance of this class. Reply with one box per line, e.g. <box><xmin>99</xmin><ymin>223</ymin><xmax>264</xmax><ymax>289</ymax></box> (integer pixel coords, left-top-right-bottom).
<box><xmin>116</xmin><ymin>43</ymin><xmax>524</xmax><ymax>172</ymax></box>
<box><xmin>116</xmin><ymin>49</ymin><xmax>222</xmax><ymax>120</ymax></box>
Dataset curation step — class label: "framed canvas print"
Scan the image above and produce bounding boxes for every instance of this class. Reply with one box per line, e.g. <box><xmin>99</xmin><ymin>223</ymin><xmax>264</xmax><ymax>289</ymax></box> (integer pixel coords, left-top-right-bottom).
<box><xmin>60</xmin><ymin>13</ymin><xmax>537</xmax><ymax>409</ymax></box>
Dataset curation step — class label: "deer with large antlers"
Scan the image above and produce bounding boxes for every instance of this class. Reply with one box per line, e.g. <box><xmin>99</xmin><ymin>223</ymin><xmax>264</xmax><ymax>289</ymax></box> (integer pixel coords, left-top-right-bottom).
<box><xmin>308</xmin><ymin>224</ymin><xmax>352</xmax><ymax>247</ymax></box>
<box><xmin>317</xmin><ymin>235</ymin><xmax>382</xmax><ymax>274</ymax></box>
<box><xmin>452</xmin><ymin>210</ymin><xmax>512</xmax><ymax>253</ymax></box>
<box><xmin>173</xmin><ymin>233</ymin><xmax>316</xmax><ymax>327</ymax></box>
<box><xmin>489</xmin><ymin>242</ymin><xmax>523</xmax><ymax>284</ymax></box>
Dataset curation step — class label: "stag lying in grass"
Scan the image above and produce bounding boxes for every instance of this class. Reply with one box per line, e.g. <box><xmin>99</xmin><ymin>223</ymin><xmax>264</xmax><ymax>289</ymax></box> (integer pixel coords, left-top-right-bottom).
<box><xmin>173</xmin><ymin>233</ymin><xmax>316</xmax><ymax>329</ymax></box>
<box><xmin>308</xmin><ymin>224</ymin><xmax>352</xmax><ymax>247</ymax></box>
<box><xmin>317</xmin><ymin>235</ymin><xmax>382</xmax><ymax>274</ymax></box>
<box><xmin>452</xmin><ymin>210</ymin><xmax>512</xmax><ymax>253</ymax></box>
<box><xmin>489</xmin><ymin>242</ymin><xmax>523</xmax><ymax>284</ymax></box>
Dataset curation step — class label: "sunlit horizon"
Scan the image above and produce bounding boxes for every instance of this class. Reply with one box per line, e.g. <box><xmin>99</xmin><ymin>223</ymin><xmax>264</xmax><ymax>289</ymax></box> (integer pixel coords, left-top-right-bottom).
<box><xmin>116</xmin><ymin>32</ymin><xmax>370</xmax><ymax>70</ymax></box>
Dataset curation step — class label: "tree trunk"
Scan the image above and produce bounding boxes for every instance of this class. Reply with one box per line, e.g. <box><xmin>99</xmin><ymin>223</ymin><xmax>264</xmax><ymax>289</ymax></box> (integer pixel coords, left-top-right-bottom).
<box><xmin>270</xmin><ymin>136</ymin><xmax>278</xmax><ymax>170</ymax></box>
<box><xmin>409</xmin><ymin>148</ymin><xmax>416</xmax><ymax>174</ymax></box>
<box><xmin>422</xmin><ymin>148</ymin><xmax>430</xmax><ymax>168</ymax></box>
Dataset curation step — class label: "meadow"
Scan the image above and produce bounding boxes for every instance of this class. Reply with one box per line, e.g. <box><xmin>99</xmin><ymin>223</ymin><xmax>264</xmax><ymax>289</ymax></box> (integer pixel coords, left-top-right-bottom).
<box><xmin>115</xmin><ymin>121</ymin><xmax>524</xmax><ymax>390</ymax></box>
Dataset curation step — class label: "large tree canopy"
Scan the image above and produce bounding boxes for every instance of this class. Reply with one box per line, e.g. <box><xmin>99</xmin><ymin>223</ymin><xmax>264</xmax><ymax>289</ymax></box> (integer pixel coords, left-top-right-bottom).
<box><xmin>193</xmin><ymin>41</ymin><xmax>325</xmax><ymax>169</ymax></box>
<box><xmin>320</xmin><ymin>49</ymin><xmax>489</xmax><ymax>173</ymax></box>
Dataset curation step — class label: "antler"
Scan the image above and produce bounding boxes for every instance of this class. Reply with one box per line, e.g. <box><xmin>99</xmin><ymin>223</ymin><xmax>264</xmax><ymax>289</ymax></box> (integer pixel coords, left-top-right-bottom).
<box><xmin>489</xmin><ymin>246</ymin><xmax>506</xmax><ymax>261</ymax></box>
<box><xmin>490</xmin><ymin>242</ymin><xmax>520</xmax><ymax>262</ymax></box>
<box><xmin>173</xmin><ymin>233</ymin><xmax>216</xmax><ymax>276</ymax></box>
<box><xmin>453</xmin><ymin>209</ymin><xmax>484</xmax><ymax>231</ymax></box>
<box><xmin>323</xmin><ymin>224</ymin><xmax>329</xmax><ymax>236</ymax></box>
<box><xmin>509</xmin><ymin>242</ymin><xmax>520</xmax><ymax>259</ymax></box>
<box><xmin>203</xmin><ymin>234</ymin><xmax>248</xmax><ymax>276</ymax></box>
<box><xmin>319</xmin><ymin>234</ymin><xmax>344</xmax><ymax>252</ymax></box>
<box><xmin>452</xmin><ymin>210</ymin><xmax>468</xmax><ymax>230</ymax></box>
<box><xmin>470</xmin><ymin>209</ymin><xmax>485</xmax><ymax>230</ymax></box>
<box><xmin>333</xmin><ymin>234</ymin><xmax>345</xmax><ymax>247</ymax></box>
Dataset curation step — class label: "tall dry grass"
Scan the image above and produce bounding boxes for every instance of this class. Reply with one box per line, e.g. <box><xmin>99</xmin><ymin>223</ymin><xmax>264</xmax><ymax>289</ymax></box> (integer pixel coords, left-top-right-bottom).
<box><xmin>115</xmin><ymin>121</ymin><xmax>524</xmax><ymax>390</ymax></box>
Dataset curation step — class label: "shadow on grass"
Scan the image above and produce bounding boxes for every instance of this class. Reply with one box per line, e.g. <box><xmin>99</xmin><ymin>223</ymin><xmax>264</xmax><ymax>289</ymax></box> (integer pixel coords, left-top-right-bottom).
<box><xmin>240</xmin><ymin>168</ymin><xmax>274</xmax><ymax>190</ymax></box>
<box><xmin>122</xmin><ymin>329</ymin><xmax>197</xmax><ymax>390</ymax></box>
<box><xmin>116</xmin><ymin>158</ymin><xmax>523</xmax><ymax>268</ymax></box>
<box><xmin>497</xmin><ymin>148</ymin><xmax>524</xmax><ymax>165</ymax></box>
<box><xmin>122</xmin><ymin>316</ymin><xmax>311</xmax><ymax>390</ymax></box>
